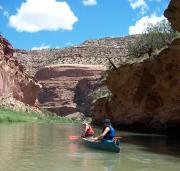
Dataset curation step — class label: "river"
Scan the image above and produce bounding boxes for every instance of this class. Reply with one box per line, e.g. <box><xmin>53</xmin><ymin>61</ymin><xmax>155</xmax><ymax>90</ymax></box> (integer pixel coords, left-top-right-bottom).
<box><xmin>0</xmin><ymin>123</ymin><xmax>180</xmax><ymax>171</ymax></box>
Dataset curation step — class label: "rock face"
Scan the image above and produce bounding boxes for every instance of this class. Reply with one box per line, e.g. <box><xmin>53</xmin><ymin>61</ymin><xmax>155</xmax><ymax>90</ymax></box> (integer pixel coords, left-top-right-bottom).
<box><xmin>92</xmin><ymin>0</ymin><xmax>180</xmax><ymax>134</ymax></box>
<box><xmin>75</xmin><ymin>78</ymin><xmax>103</xmax><ymax>116</ymax></box>
<box><xmin>14</xmin><ymin>35</ymin><xmax>139</xmax><ymax>75</ymax></box>
<box><xmin>164</xmin><ymin>0</ymin><xmax>180</xmax><ymax>32</ymax></box>
<box><xmin>0</xmin><ymin>35</ymin><xmax>40</xmax><ymax>106</ymax></box>
<box><xmin>35</xmin><ymin>64</ymin><xmax>105</xmax><ymax>116</ymax></box>
<box><xmin>92</xmin><ymin>38</ymin><xmax>180</xmax><ymax>133</ymax></box>
<box><xmin>14</xmin><ymin>35</ymin><xmax>139</xmax><ymax>116</ymax></box>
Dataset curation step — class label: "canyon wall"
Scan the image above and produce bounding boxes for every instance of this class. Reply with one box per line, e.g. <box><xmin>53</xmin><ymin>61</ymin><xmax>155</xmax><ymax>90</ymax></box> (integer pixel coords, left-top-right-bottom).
<box><xmin>14</xmin><ymin>35</ymin><xmax>138</xmax><ymax>116</ymax></box>
<box><xmin>35</xmin><ymin>64</ymin><xmax>105</xmax><ymax>116</ymax></box>
<box><xmin>92</xmin><ymin>38</ymin><xmax>180</xmax><ymax>133</ymax></box>
<box><xmin>14</xmin><ymin>35</ymin><xmax>139</xmax><ymax>75</ymax></box>
<box><xmin>92</xmin><ymin>0</ymin><xmax>180</xmax><ymax>134</ymax></box>
<box><xmin>0</xmin><ymin>35</ymin><xmax>40</xmax><ymax>106</ymax></box>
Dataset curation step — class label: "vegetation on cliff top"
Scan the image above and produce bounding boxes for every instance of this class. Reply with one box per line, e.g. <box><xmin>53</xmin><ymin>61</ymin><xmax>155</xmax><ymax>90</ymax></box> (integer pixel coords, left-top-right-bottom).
<box><xmin>128</xmin><ymin>20</ymin><xmax>179</xmax><ymax>59</ymax></box>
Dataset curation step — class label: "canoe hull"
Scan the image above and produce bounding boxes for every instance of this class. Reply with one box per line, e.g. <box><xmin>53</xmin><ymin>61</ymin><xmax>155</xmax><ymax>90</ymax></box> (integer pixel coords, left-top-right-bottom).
<box><xmin>82</xmin><ymin>138</ymin><xmax>120</xmax><ymax>153</ymax></box>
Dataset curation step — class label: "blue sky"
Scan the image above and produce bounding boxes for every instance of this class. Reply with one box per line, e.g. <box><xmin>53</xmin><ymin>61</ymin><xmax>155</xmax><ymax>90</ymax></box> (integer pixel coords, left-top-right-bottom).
<box><xmin>0</xmin><ymin>0</ymin><xmax>170</xmax><ymax>50</ymax></box>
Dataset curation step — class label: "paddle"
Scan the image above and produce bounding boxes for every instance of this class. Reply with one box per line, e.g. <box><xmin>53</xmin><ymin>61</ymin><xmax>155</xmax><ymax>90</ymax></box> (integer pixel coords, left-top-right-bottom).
<box><xmin>69</xmin><ymin>135</ymin><xmax>123</xmax><ymax>141</ymax></box>
<box><xmin>114</xmin><ymin>136</ymin><xmax>123</xmax><ymax>140</ymax></box>
<box><xmin>68</xmin><ymin>136</ymin><xmax>81</xmax><ymax>141</ymax></box>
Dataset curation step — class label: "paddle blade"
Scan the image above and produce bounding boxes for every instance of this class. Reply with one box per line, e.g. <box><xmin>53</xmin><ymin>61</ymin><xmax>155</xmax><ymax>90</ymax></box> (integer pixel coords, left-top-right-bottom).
<box><xmin>69</xmin><ymin>136</ymin><xmax>81</xmax><ymax>141</ymax></box>
<box><xmin>114</xmin><ymin>136</ymin><xmax>123</xmax><ymax>140</ymax></box>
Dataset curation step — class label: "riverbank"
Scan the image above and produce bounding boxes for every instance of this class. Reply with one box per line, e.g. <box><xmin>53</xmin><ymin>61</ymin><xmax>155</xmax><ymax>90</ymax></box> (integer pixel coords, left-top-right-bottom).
<box><xmin>0</xmin><ymin>108</ymin><xmax>80</xmax><ymax>124</ymax></box>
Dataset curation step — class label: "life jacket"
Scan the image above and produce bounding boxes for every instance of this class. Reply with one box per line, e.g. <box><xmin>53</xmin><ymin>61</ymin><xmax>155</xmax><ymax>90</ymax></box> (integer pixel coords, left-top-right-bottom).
<box><xmin>84</xmin><ymin>124</ymin><xmax>94</xmax><ymax>137</ymax></box>
<box><xmin>103</xmin><ymin>125</ymin><xmax>115</xmax><ymax>140</ymax></box>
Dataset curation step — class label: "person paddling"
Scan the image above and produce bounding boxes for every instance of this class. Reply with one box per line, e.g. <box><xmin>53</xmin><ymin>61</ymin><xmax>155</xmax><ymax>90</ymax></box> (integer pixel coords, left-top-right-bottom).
<box><xmin>81</xmin><ymin>121</ymin><xmax>95</xmax><ymax>138</ymax></box>
<box><xmin>96</xmin><ymin>119</ymin><xmax>115</xmax><ymax>141</ymax></box>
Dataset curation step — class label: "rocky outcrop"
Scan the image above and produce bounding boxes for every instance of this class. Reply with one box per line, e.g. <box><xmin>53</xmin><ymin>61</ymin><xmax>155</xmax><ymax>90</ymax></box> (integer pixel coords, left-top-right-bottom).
<box><xmin>14</xmin><ymin>35</ymin><xmax>139</xmax><ymax>75</ymax></box>
<box><xmin>0</xmin><ymin>35</ymin><xmax>41</xmax><ymax>106</ymax></box>
<box><xmin>35</xmin><ymin>64</ymin><xmax>105</xmax><ymax>116</ymax></box>
<box><xmin>0</xmin><ymin>97</ymin><xmax>42</xmax><ymax>114</ymax></box>
<box><xmin>92</xmin><ymin>0</ymin><xmax>180</xmax><ymax>134</ymax></box>
<box><xmin>164</xmin><ymin>0</ymin><xmax>180</xmax><ymax>32</ymax></box>
<box><xmin>92</xmin><ymin>38</ymin><xmax>180</xmax><ymax>133</ymax></box>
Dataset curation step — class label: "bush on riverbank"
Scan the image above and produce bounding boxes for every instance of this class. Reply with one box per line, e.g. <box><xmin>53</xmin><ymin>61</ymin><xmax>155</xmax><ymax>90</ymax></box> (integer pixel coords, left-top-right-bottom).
<box><xmin>0</xmin><ymin>108</ymin><xmax>79</xmax><ymax>124</ymax></box>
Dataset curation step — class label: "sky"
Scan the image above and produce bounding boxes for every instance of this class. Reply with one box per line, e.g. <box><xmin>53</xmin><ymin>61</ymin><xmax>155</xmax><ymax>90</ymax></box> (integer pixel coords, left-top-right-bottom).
<box><xmin>0</xmin><ymin>0</ymin><xmax>170</xmax><ymax>50</ymax></box>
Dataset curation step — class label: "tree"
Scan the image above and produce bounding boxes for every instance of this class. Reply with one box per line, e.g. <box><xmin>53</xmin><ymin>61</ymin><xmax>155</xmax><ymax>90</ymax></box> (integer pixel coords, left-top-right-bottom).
<box><xmin>128</xmin><ymin>20</ymin><xmax>179</xmax><ymax>58</ymax></box>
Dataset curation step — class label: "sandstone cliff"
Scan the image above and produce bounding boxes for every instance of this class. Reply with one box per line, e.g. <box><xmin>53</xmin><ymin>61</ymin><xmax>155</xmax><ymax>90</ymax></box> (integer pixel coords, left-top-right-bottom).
<box><xmin>14</xmin><ymin>36</ymin><xmax>138</xmax><ymax>117</ymax></box>
<box><xmin>92</xmin><ymin>0</ymin><xmax>180</xmax><ymax>134</ymax></box>
<box><xmin>92</xmin><ymin>38</ymin><xmax>180</xmax><ymax>133</ymax></box>
<box><xmin>35</xmin><ymin>64</ymin><xmax>105</xmax><ymax>116</ymax></box>
<box><xmin>14</xmin><ymin>35</ymin><xmax>139</xmax><ymax>75</ymax></box>
<box><xmin>0</xmin><ymin>35</ymin><xmax>40</xmax><ymax>107</ymax></box>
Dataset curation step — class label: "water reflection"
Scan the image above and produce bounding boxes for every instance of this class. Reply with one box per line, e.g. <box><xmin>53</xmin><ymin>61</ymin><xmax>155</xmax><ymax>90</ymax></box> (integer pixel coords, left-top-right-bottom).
<box><xmin>0</xmin><ymin>123</ymin><xmax>180</xmax><ymax>171</ymax></box>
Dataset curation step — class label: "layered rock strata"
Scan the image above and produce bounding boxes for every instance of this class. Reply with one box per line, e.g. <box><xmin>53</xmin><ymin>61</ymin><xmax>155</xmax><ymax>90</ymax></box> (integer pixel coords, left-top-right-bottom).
<box><xmin>14</xmin><ymin>35</ymin><xmax>139</xmax><ymax>75</ymax></box>
<box><xmin>35</xmin><ymin>64</ymin><xmax>105</xmax><ymax>116</ymax></box>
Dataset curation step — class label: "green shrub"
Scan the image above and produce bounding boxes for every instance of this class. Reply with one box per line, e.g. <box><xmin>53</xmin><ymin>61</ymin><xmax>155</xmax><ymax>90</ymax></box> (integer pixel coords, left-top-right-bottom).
<box><xmin>128</xmin><ymin>20</ymin><xmax>179</xmax><ymax>58</ymax></box>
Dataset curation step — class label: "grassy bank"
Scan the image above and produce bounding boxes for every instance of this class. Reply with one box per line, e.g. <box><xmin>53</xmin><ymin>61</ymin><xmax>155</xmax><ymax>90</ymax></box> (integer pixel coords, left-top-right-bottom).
<box><xmin>0</xmin><ymin>108</ymin><xmax>80</xmax><ymax>124</ymax></box>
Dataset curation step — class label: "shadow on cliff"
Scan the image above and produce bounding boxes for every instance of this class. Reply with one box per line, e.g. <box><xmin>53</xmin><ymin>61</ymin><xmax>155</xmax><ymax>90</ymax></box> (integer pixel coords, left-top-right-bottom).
<box><xmin>38</xmin><ymin>86</ymin><xmax>59</xmax><ymax>103</ymax></box>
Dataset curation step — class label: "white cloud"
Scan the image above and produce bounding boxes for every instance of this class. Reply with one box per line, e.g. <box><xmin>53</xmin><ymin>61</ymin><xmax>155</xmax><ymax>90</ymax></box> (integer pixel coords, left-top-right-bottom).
<box><xmin>129</xmin><ymin>14</ymin><xmax>165</xmax><ymax>35</ymax></box>
<box><xmin>128</xmin><ymin>0</ymin><xmax>148</xmax><ymax>14</ymax></box>
<box><xmin>31</xmin><ymin>44</ymin><xmax>51</xmax><ymax>50</ymax></box>
<box><xmin>0</xmin><ymin>5</ymin><xmax>3</xmax><ymax>10</ymax></box>
<box><xmin>82</xmin><ymin>0</ymin><xmax>97</xmax><ymax>6</ymax></box>
<box><xmin>9</xmin><ymin>0</ymin><xmax>78</xmax><ymax>32</ymax></box>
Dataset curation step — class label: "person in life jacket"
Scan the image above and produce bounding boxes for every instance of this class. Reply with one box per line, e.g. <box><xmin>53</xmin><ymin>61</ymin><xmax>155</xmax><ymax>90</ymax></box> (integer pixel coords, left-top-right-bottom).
<box><xmin>96</xmin><ymin>119</ymin><xmax>115</xmax><ymax>141</ymax></box>
<box><xmin>81</xmin><ymin>121</ymin><xmax>95</xmax><ymax>138</ymax></box>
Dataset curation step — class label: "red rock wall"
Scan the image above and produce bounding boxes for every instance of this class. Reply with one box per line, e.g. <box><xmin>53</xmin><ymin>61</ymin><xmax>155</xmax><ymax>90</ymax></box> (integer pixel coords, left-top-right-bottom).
<box><xmin>92</xmin><ymin>0</ymin><xmax>180</xmax><ymax>134</ymax></box>
<box><xmin>0</xmin><ymin>35</ymin><xmax>40</xmax><ymax>106</ymax></box>
<box><xmin>92</xmin><ymin>38</ymin><xmax>180</xmax><ymax>133</ymax></box>
<box><xmin>35</xmin><ymin>64</ymin><xmax>105</xmax><ymax>116</ymax></box>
